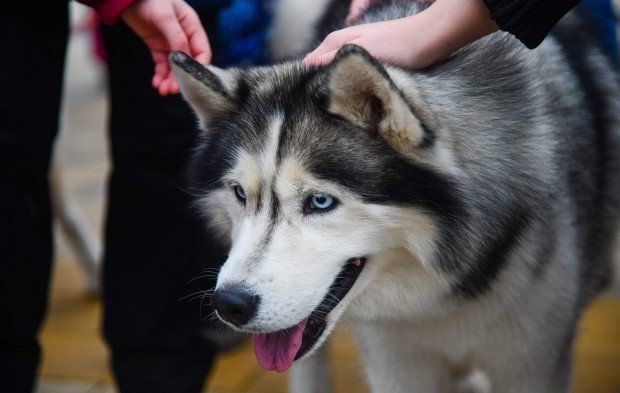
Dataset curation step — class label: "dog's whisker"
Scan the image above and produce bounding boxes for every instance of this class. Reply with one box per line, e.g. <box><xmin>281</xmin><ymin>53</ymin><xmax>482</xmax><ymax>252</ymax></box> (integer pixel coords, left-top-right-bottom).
<box><xmin>179</xmin><ymin>290</ymin><xmax>209</xmax><ymax>302</ymax></box>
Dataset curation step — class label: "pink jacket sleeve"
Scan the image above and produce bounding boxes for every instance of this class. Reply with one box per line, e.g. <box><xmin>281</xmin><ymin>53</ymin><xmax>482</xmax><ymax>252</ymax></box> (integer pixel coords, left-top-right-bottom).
<box><xmin>78</xmin><ymin>0</ymin><xmax>140</xmax><ymax>24</ymax></box>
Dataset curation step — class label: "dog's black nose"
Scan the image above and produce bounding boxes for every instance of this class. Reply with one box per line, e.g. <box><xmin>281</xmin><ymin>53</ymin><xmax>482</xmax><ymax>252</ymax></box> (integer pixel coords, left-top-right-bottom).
<box><xmin>211</xmin><ymin>286</ymin><xmax>259</xmax><ymax>327</ymax></box>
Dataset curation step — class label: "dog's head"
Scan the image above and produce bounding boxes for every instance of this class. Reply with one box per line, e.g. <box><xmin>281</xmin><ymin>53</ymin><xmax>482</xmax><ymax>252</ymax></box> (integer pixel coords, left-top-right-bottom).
<box><xmin>171</xmin><ymin>46</ymin><xmax>460</xmax><ymax>372</ymax></box>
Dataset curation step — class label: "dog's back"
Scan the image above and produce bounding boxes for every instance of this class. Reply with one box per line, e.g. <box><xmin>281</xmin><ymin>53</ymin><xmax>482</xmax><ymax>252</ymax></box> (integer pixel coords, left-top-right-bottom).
<box><xmin>549</xmin><ymin>12</ymin><xmax>620</xmax><ymax>300</ymax></box>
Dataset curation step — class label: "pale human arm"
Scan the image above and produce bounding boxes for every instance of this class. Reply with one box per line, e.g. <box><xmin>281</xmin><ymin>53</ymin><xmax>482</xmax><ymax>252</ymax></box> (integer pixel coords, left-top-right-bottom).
<box><xmin>303</xmin><ymin>0</ymin><xmax>498</xmax><ymax>68</ymax></box>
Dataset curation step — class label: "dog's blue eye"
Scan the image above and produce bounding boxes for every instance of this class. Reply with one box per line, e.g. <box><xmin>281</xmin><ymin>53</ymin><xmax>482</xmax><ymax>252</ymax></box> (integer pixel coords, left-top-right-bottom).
<box><xmin>311</xmin><ymin>195</ymin><xmax>333</xmax><ymax>209</ymax></box>
<box><xmin>305</xmin><ymin>194</ymin><xmax>337</xmax><ymax>214</ymax></box>
<box><xmin>233</xmin><ymin>184</ymin><xmax>246</xmax><ymax>203</ymax></box>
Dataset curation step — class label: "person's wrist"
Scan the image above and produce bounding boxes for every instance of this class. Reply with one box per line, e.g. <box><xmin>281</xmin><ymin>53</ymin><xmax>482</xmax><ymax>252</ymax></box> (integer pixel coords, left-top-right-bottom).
<box><xmin>431</xmin><ymin>0</ymin><xmax>497</xmax><ymax>52</ymax></box>
<box><xmin>398</xmin><ymin>14</ymin><xmax>445</xmax><ymax>69</ymax></box>
<box><xmin>406</xmin><ymin>0</ymin><xmax>496</xmax><ymax>68</ymax></box>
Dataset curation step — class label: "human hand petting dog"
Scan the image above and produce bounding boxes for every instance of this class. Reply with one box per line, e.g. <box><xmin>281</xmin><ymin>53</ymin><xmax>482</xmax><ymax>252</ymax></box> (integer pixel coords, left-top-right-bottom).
<box><xmin>303</xmin><ymin>0</ymin><xmax>498</xmax><ymax>69</ymax></box>
<box><xmin>122</xmin><ymin>0</ymin><xmax>212</xmax><ymax>95</ymax></box>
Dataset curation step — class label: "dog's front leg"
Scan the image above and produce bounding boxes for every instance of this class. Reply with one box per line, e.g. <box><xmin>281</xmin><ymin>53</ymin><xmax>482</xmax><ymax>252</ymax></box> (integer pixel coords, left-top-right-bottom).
<box><xmin>356</xmin><ymin>323</ymin><xmax>450</xmax><ymax>393</ymax></box>
<box><xmin>289</xmin><ymin>341</ymin><xmax>333</xmax><ymax>393</ymax></box>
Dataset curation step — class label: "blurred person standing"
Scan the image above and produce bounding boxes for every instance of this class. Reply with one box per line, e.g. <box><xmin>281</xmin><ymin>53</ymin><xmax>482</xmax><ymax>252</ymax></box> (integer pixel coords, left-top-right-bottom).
<box><xmin>99</xmin><ymin>0</ymin><xmax>270</xmax><ymax>391</ymax></box>
<box><xmin>0</xmin><ymin>0</ymin><xmax>241</xmax><ymax>391</ymax></box>
<box><xmin>99</xmin><ymin>1</ymin><xmax>227</xmax><ymax>392</ymax></box>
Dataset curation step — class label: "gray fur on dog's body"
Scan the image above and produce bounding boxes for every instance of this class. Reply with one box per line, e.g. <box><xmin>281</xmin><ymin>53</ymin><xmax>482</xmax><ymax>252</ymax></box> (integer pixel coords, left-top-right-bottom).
<box><xmin>172</xmin><ymin>2</ymin><xmax>619</xmax><ymax>392</ymax></box>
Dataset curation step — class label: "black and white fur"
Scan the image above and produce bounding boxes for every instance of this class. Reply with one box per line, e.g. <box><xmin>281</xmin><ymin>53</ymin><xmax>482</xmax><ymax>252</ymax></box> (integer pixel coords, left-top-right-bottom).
<box><xmin>171</xmin><ymin>2</ymin><xmax>620</xmax><ymax>392</ymax></box>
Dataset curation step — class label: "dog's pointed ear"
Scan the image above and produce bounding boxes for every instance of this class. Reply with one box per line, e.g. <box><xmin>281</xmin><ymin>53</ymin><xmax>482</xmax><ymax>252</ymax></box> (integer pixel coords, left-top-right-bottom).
<box><xmin>170</xmin><ymin>51</ymin><xmax>238</xmax><ymax>130</ymax></box>
<box><xmin>321</xmin><ymin>45</ymin><xmax>429</xmax><ymax>152</ymax></box>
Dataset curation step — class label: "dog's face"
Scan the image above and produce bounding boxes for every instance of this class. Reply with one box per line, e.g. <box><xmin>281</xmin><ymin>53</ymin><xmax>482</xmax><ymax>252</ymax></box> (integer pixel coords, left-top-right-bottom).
<box><xmin>171</xmin><ymin>46</ymin><xmax>460</xmax><ymax>372</ymax></box>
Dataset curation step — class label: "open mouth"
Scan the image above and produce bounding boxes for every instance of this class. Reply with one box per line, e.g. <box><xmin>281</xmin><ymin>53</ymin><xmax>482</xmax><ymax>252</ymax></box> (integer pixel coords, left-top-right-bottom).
<box><xmin>253</xmin><ymin>257</ymin><xmax>366</xmax><ymax>372</ymax></box>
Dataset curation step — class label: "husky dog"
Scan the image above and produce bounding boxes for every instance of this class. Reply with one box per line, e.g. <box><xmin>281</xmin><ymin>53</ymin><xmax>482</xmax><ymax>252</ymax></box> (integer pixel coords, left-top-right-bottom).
<box><xmin>170</xmin><ymin>1</ymin><xmax>619</xmax><ymax>391</ymax></box>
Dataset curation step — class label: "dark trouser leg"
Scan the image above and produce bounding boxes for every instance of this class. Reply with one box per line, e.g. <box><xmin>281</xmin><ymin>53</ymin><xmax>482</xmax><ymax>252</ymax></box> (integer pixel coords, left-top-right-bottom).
<box><xmin>101</xmin><ymin>9</ymin><xmax>224</xmax><ymax>393</ymax></box>
<box><xmin>0</xmin><ymin>2</ymin><xmax>68</xmax><ymax>392</ymax></box>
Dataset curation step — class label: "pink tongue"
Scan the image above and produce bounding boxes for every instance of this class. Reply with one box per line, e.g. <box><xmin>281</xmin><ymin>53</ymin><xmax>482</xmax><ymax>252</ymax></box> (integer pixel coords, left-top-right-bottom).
<box><xmin>253</xmin><ymin>319</ymin><xmax>308</xmax><ymax>373</ymax></box>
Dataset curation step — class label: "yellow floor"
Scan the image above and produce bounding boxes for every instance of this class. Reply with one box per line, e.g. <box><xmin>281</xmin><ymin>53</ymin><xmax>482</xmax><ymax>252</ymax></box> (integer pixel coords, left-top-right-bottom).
<box><xmin>40</xmin><ymin>262</ymin><xmax>620</xmax><ymax>392</ymax></box>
